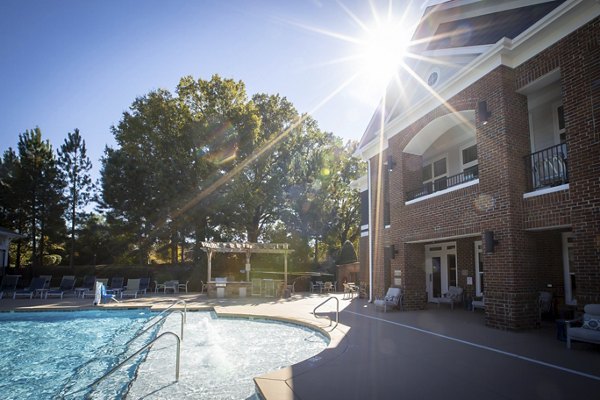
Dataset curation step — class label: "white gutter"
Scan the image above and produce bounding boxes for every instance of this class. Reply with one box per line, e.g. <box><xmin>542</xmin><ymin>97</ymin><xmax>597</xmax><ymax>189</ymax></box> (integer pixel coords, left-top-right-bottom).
<box><xmin>367</xmin><ymin>158</ymin><xmax>373</xmax><ymax>303</ymax></box>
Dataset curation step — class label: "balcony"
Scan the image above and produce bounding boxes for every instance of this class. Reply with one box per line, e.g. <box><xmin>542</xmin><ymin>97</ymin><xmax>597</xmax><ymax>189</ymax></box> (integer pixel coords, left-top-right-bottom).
<box><xmin>406</xmin><ymin>165</ymin><xmax>479</xmax><ymax>201</ymax></box>
<box><xmin>525</xmin><ymin>143</ymin><xmax>568</xmax><ymax>192</ymax></box>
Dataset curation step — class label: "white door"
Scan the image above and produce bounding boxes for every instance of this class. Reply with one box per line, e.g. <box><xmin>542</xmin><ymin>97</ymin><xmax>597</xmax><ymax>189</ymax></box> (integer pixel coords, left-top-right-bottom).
<box><xmin>426</xmin><ymin>243</ymin><xmax>457</xmax><ymax>302</ymax></box>
<box><xmin>562</xmin><ymin>232</ymin><xmax>576</xmax><ymax>305</ymax></box>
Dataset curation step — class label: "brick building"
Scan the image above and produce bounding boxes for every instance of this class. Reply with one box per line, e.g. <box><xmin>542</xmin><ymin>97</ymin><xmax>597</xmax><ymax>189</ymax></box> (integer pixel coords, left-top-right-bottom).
<box><xmin>354</xmin><ymin>0</ymin><xmax>600</xmax><ymax>330</ymax></box>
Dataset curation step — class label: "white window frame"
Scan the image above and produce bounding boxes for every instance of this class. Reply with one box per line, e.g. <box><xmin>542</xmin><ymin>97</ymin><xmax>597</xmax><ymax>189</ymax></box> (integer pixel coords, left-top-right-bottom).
<box><xmin>552</xmin><ymin>101</ymin><xmax>565</xmax><ymax>144</ymax></box>
<box><xmin>422</xmin><ymin>154</ymin><xmax>448</xmax><ymax>190</ymax></box>
<box><xmin>460</xmin><ymin>141</ymin><xmax>478</xmax><ymax>171</ymax></box>
<box><xmin>562</xmin><ymin>232</ymin><xmax>576</xmax><ymax>306</ymax></box>
<box><xmin>474</xmin><ymin>241</ymin><xmax>484</xmax><ymax>297</ymax></box>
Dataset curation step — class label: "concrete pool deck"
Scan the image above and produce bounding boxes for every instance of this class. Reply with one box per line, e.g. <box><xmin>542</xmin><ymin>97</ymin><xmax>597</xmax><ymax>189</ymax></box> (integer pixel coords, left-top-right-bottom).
<box><xmin>1</xmin><ymin>292</ymin><xmax>599</xmax><ymax>399</ymax></box>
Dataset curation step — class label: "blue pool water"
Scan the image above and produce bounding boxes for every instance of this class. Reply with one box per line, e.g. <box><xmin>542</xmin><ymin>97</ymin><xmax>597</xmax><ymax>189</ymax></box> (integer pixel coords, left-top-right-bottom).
<box><xmin>0</xmin><ymin>310</ymin><xmax>329</xmax><ymax>399</ymax></box>
<box><xmin>0</xmin><ymin>310</ymin><xmax>158</xmax><ymax>399</ymax></box>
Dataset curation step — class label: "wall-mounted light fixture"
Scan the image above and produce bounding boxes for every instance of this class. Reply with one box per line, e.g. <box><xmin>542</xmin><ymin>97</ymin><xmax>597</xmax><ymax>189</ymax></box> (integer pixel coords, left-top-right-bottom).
<box><xmin>478</xmin><ymin>100</ymin><xmax>491</xmax><ymax>125</ymax></box>
<box><xmin>484</xmin><ymin>231</ymin><xmax>498</xmax><ymax>253</ymax></box>
<box><xmin>386</xmin><ymin>155</ymin><xmax>396</xmax><ymax>172</ymax></box>
<box><xmin>389</xmin><ymin>244</ymin><xmax>399</xmax><ymax>259</ymax></box>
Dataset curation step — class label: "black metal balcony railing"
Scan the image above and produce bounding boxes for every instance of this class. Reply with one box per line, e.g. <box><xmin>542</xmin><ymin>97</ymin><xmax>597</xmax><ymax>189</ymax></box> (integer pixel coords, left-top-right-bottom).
<box><xmin>525</xmin><ymin>143</ymin><xmax>568</xmax><ymax>191</ymax></box>
<box><xmin>406</xmin><ymin>165</ymin><xmax>479</xmax><ymax>201</ymax></box>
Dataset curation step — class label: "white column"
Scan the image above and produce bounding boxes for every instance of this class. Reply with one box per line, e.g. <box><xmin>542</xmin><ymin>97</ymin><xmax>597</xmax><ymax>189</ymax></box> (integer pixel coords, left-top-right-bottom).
<box><xmin>207</xmin><ymin>250</ymin><xmax>213</xmax><ymax>283</ymax></box>
<box><xmin>284</xmin><ymin>251</ymin><xmax>288</xmax><ymax>285</ymax></box>
<box><xmin>245</xmin><ymin>250</ymin><xmax>251</xmax><ymax>282</ymax></box>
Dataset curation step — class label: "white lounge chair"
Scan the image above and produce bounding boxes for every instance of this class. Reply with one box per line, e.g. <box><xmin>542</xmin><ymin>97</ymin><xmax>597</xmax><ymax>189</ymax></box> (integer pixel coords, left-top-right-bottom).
<box><xmin>120</xmin><ymin>279</ymin><xmax>141</xmax><ymax>299</ymax></box>
<box><xmin>374</xmin><ymin>287</ymin><xmax>403</xmax><ymax>312</ymax></box>
<box><xmin>566</xmin><ymin>304</ymin><xmax>600</xmax><ymax>349</ymax></box>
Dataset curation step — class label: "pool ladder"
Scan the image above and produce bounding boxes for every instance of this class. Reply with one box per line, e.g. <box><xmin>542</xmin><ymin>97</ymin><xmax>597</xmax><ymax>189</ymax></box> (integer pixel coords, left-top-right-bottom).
<box><xmin>87</xmin><ymin>299</ymin><xmax>188</xmax><ymax>394</ymax></box>
<box><xmin>312</xmin><ymin>296</ymin><xmax>339</xmax><ymax>331</ymax></box>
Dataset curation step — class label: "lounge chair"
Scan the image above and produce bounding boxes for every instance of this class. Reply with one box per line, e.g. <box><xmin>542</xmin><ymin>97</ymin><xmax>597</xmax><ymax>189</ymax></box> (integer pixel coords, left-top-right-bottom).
<box><xmin>374</xmin><ymin>287</ymin><xmax>403</xmax><ymax>312</ymax></box>
<box><xmin>0</xmin><ymin>275</ymin><xmax>20</xmax><ymax>296</ymax></box>
<box><xmin>39</xmin><ymin>275</ymin><xmax>52</xmax><ymax>289</ymax></box>
<box><xmin>83</xmin><ymin>279</ymin><xmax>108</xmax><ymax>299</ymax></box>
<box><xmin>13</xmin><ymin>277</ymin><xmax>47</xmax><ymax>299</ymax></box>
<box><xmin>436</xmin><ymin>286</ymin><xmax>463</xmax><ymax>309</ymax></box>
<box><xmin>139</xmin><ymin>277</ymin><xmax>150</xmax><ymax>295</ymax></box>
<box><xmin>47</xmin><ymin>276</ymin><xmax>76</xmax><ymax>299</ymax></box>
<box><xmin>566</xmin><ymin>304</ymin><xmax>600</xmax><ymax>349</ymax></box>
<box><xmin>107</xmin><ymin>277</ymin><xmax>124</xmax><ymax>296</ymax></box>
<box><xmin>120</xmin><ymin>279</ymin><xmax>141</xmax><ymax>299</ymax></box>
<box><xmin>75</xmin><ymin>275</ymin><xmax>97</xmax><ymax>298</ymax></box>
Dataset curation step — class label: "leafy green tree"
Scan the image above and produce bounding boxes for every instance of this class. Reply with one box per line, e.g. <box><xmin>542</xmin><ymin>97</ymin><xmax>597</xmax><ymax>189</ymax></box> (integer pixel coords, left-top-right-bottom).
<box><xmin>58</xmin><ymin>128</ymin><xmax>94</xmax><ymax>267</ymax></box>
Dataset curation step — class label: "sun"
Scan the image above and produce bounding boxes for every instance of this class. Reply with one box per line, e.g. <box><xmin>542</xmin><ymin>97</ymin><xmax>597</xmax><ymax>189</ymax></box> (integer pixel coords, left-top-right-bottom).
<box><xmin>357</xmin><ymin>19</ymin><xmax>411</xmax><ymax>87</ymax></box>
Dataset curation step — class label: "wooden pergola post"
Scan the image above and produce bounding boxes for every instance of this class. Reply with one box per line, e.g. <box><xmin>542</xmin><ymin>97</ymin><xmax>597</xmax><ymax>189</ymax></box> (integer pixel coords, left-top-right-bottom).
<box><xmin>207</xmin><ymin>249</ymin><xmax>213</xmax><ymax>283</ymax></box>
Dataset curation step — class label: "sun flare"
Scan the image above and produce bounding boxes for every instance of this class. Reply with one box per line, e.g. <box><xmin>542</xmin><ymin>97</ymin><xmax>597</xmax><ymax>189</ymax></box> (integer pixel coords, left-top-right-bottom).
<box><xmin>357</xmin><ymin>19</ymin><xmax>411</xmax><ymax>87</ymax></box>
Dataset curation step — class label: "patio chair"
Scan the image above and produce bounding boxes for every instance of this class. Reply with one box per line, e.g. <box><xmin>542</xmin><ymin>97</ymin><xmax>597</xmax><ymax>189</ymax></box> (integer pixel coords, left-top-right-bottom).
<box><xmin>0</xmin><ymin>275</ymin><xmax>20</xmax><ymax>296</ymax></box>
<box><xmin>436</xmin><ymin>286</ymin><xmax>463</xmax><ymax>309</ymax></box>
<box><xmin>83</xmin><ymin>279</ymin><xmax>108</xmax><ymax>299</ymax></box>
<box><xmin>47</xmin><ymin>276</ymin><xmax>76</xmax><ymax>299</ymax></box>
<box><xmin>323</xmin><ymin>282</ymin><xmax>334</xmax><ymax>293</ymax></box>
<box><xmin>75</xmin><ymin>275</ymin><xmax>97</xmax><ymax>298</ymax></box>
<box><xmin>343</xmin><ymin>282</ymin><xmax>358</xmax><ymax>299</ymax></box>
<box><xmin>120</xmin><ymin>279</ymin><xmax>141</xmax><ymax>299</ymax></box>
<box><xmin>566</xmin><ymin>304</ymin><xmax>600</xmax><ymax>349</ymax></box>
<box><xmin>39</xmin><ymin>275</ymin><xmax>52</xmax><ymax>289</ymax></box>
<box><xmin>154</xmin><ymin>280</ymin><xmax>166</xmax><ymax>293</ymax></box>
<box><xmin>139</xmin><ymin>277</ymin><xmax>150</xmax><ymax>295</ymax></box>
<box><xmin>374</xmin><ymin>287</ymin><xmax>403</xmax><ymax>312</ymax></box>
<box><xmin>200</xmin><ymin>280</ymin><xmax>208</xmax><ymax>294</ymax></box>
<box><xmin>472</xmin><ymin>294</ymin><xmax>485</xmax><ymax>312</ymax></box>
<box><xmin>178</xmin><ymin>280</ymin><xmax>189</xmax><ymax>293</ymax></box>
<box><xmin>107</xmin><ymin>277</ymin><xmax>124</xmax><ymax>296</ymax></box>
<box><xmin>13</xmin><ymin>277</ymin><xmax>47</xmax><ymax>299</ymax></box>
<box><xmin>164</xmin><ymin>280</ymin><xmax>178</xmax><ymax>294</ymax></box>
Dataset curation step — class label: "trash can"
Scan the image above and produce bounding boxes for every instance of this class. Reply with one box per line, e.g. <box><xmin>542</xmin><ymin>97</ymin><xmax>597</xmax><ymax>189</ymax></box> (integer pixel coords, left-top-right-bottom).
<box><xmin>556</xmin><ymin>319</ymin><xmax>567</xmax><ymax>342</ymax></box>
<box><xmin>239</xmin><ymin>287</ymin><xmax>247</xmax><ymax>298</ymax></box>
<box><xmin>217</xmin><ymin>287</ymin><xmax>225</xmax><ymax>298</ymax></box>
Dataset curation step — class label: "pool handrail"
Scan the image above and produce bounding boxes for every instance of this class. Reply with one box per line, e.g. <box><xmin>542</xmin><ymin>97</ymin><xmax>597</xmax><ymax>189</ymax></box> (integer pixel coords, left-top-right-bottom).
<box><xmin>87</xmin><ymin>331</ymin><xmax>181</xmax><ymax>395</ymax></box>
<box><xmin>312</xmin><ymin>296</ymin><xmax>339</xmax><ymax>332</ymax></box>
<box><xmin>125</xmin><ymin>310</ymin><xmax>185</xmax><ymax>346</ymax></box>
<box><xmin>146</xmin><ymin>299</ymin><xmax>187</xmax><ymax>324</ymax></box>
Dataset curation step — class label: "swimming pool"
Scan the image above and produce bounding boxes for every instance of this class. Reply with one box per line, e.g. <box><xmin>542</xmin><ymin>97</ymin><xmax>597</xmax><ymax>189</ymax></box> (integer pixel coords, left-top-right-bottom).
<box><xmin>0</xmin><ymin>309</ymin><xmax>157</xmax><ymax>399</ymax></box>
<box><xmin>0</xmin><ymin>310</ymin><xmax>328</xmax><ymax>399</ymax></box>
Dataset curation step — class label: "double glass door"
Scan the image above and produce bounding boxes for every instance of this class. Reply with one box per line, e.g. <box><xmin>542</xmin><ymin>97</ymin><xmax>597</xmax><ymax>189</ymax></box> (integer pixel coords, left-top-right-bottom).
<box><xmin>426</xmin><ymin>243</ymin><xmax>457</xmax><ymax>302</ymax></box>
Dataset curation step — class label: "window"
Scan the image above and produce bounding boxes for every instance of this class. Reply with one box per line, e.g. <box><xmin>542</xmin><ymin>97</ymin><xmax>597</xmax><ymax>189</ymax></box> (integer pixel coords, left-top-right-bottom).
<box><xmin>557</xmin><ymin>104</ymin><xmax>565</xmax><ymax>142</ymax></box>
<box><xmin>383</xmin><ymin>167</ymin><xmax>390</xmax><ymax>227</ymax></box>
<box><xmin>461</xmin><ymin>143</ymin><xmax>479</xmax><ymax>179</ymax></box>
<box><xmin>422</xmin><ymin>157</ymin><xmax>447</xmax><ymax>193</ymax></box>
<box><xmin>475</xmin><ymin>241</ymin><xmax>484</xmax><ymax>296</ymax></box>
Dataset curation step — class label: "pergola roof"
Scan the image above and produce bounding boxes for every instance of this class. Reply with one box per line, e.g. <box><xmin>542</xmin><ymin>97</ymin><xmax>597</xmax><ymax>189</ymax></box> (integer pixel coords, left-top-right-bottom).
<box><xmin>199</xmin><ymin>242</ymin><xmax>293</xmax><ymax>254</ymax></box>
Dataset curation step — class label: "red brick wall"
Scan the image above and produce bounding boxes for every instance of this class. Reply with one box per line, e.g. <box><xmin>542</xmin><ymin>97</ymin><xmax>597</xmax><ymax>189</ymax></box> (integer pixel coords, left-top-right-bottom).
<box><xmin>363</xmin><ymin>16</ymin><xmax>600</xmax><ymax>326</ymax></box>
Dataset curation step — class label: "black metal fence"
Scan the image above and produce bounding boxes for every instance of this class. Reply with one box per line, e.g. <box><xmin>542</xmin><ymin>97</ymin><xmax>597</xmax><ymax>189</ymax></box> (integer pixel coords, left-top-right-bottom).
<box><xmin>525</xmin><ymin>143</ymin><xmax>568</xmax><ymax>191</ymax></box>
<box><xmin>406</xmin><ymin>165</ymin><xmax>479</xmax><ymax>201</ymax></box>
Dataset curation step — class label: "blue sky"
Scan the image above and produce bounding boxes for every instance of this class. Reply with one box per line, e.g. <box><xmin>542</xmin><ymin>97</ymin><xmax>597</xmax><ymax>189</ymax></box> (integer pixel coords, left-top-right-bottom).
<box><xmin>0</xmin><ymin>0</ymin><xmax>421</xmax><ymax>180</ymax></box>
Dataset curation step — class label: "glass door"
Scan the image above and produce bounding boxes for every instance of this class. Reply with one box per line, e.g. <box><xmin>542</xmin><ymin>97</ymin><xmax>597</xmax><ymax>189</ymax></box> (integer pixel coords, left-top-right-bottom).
<box><xmin>426</xmin><ymin>243</ymin><xmax>457</xmax><ymax>302</ymax></box>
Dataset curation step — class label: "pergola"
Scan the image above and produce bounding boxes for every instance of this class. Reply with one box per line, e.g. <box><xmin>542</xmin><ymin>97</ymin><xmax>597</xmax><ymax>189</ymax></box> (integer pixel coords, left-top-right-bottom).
<box><xmin>199</xmin><ymin>242</ymin><xmax>294</xmax><ymax>284</ymax></box>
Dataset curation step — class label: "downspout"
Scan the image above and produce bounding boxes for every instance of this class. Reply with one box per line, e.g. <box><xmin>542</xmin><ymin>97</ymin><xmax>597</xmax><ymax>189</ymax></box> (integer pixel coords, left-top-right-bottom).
<box><xmin>368</xmin><ymin>158</ymin><xmax>373</xmax><ymax>302</ymax></box>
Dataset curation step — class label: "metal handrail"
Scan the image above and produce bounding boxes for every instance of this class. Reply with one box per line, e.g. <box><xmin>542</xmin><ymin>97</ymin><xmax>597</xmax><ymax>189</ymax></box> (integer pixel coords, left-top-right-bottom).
<box><xmin>312</xmin><ymin>296</ymin><xmax>339</xmax><ymax>331</ymax></box>
<box><xmin>125</xmin><ymin>310</ymin><xmax>185</xmax><ymax>345</ymax></box>
<box><xmin>147</xmin><ymin>299</ymin><xmax>187</xmax><ymax>324</ymax></box>
<box><xmin>88</xmin><ymin>331</ymin><xmax>181</xmax><ymax>394</ymax></box>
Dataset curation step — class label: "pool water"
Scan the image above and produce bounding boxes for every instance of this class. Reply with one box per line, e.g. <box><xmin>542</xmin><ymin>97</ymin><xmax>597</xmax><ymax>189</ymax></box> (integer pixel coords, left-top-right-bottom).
<box><xmin>0</xmin><ymin>310</ymin><xmax>157</xmax><ymax>399</ymax></box>
<box><xmin>128</xmin><ymin>312</ymin><xmax>329</xmax><ymax>399</ymax></box>
<box><xmin>0</xmin><ymin>310</ymin><xmax>328</xmax><ymax>399</ymax></box>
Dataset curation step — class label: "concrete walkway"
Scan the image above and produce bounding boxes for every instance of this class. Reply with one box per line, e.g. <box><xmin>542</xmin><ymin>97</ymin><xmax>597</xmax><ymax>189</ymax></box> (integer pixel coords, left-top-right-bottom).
<box><xmin>1</xmin><ymin>292</ymin><xmax>598</xmax><ymax>399</ymax></box>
